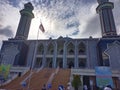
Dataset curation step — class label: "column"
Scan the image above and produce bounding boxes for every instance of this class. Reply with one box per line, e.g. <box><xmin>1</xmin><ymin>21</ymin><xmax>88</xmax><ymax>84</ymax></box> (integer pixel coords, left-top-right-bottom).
<box><xmin>42</xmin><ymin>42</ymin><xmax>47</xmax><ymax>67</ymax></box>
<box><xmin>63</xmin><ymin>42</ymin><xmax>67</xmax><ymax>68</ymax></box>
<box><xmin>74</xmin><ymin>41</ymin><xmax>78</xmax><ymax>68</ymax></box>
<box><xmin>53</xmin><ymin>41</ymin><xmax>57</xmax><ymax>68</ymax></box>
<box><xmin>86</xmin><ymin>41</ymin><xmax>90</xmax><ymax>68</ymax></box>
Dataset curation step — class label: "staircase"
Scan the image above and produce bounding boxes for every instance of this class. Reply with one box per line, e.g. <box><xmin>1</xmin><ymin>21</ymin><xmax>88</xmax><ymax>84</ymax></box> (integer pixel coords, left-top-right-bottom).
<box><xmin>0</xmin><ymin>68</ymin><xmax>55</xmax><ymax>90</ymax></box>
<box><xmin>0</xmin><ymin>68</ymin><xmax>70</xmax><ymax>90</ymax></box>
<box><xmin>26</xmin><ymin>68</ymin><xmax>55</xmax><ymax>90</ymax></box>
<box><xmin>0</xmin><ymin>70</ymin><xmax>30</xmax><ymax>90</ymax></box>
<box><xmin>51</xmin><ymin>69</ymin><xmax>71</xmax><ymax>90</ymax></box>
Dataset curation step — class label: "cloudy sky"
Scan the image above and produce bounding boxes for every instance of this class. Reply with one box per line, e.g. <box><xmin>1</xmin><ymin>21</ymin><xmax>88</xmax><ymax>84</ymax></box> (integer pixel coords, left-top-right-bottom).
<box><xmin>0</xmin><ymin>0</ymin><xmax>120</xmax><ymax>48</ymax></box>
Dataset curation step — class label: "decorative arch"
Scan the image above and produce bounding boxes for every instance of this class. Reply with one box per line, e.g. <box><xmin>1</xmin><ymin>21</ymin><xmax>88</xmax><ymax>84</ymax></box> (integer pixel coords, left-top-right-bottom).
<box><xmin>68</xmin><ymin>61</ymin><xmax>74</xmax><ymax>68</ymax></box>
<box><xmin>78</xmin><ymin>42</ymin><xmax>86</xmax><ymax>55</ymax></box>
<box><xmin>102</xmin><ymin>52</ymin><xmax>109</xmax><ymax>66</ymax></box>
<box><xmin>78</xmin><ymin>58</ymin><xmax>86</xmax><ymax>68</ymax></box>
<box><xmin>37</xmin><ymin>44</ymin><xmax>44</xmax><ymax>55</ymax></box>
<box><xmin>47</xmin><ymin>42</ymin><xmax>54</xmax><ymax>55</ymax></box>
<box><xmin>59</xmin><ymin>49</ymin><xmax>63</xmax><ymax>54</ymax></box>
<box><xmin>57</xmin><ymin>40</ymin><xmax>65</xmax><ymax>55</ymax></box>
<box><xmin>47</xmin><ymin>59</ymin><xmax>53</xmax><ymax>68</ymax></box>
<box><xmin>35</xmin><ymin>57</ymin><xmax>42</xmax><ymax>68</ymax></box>
<box><xmin>56</xmin><ymin>59</ymin><xmax>63</xmax><ymax>68</ymax></box>
<box><xmin>66</xmin><ymin>42</ymin><xmax>75</xmax><ymax>55</ymax></box>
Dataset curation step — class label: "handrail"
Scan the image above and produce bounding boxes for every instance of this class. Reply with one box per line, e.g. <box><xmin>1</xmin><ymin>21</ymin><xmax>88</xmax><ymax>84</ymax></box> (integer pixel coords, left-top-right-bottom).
<box><xmin>0</xmin><ymin>74</ymin><xmax>18</xmax><ymax>86</ymax></box>
<box><xmin>46</xmin><ymin>67</ymin><xmax>60</xmax><ymax>86</ymax></box>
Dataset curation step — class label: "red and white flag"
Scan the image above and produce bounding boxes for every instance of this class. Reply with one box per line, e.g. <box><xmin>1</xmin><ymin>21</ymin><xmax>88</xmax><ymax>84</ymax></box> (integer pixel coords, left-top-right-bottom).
<box><xmin>39</xmin><ymin>23</ymin><xmax>45</xmax><ymax>33</ymax></box>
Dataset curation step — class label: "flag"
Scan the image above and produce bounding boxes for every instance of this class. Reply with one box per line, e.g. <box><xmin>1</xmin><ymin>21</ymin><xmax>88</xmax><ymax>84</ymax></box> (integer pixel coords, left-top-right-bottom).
<box><xmin>39</xmin><ymin>23</ymin><xmax>45</xmax><ymax>33</ymax></box>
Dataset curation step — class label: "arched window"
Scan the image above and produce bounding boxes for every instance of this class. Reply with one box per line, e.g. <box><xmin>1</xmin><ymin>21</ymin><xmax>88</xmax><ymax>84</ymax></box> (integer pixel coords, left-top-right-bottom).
<box><xmin>46</xmin><ymin>58</ymin><xmax>53</xmax><ymax>68</ymax></box>
<box><xmin>60</xmin><ymin>49</ymin><xmax>63</xmax><ymax>54</ymax></box>
<box><xmin>50</xmin><ymin>49</ymin><xmax>54</xmax><ymax>54</ymax></box>
<box><xmin>47</xmin><ymin>43</ymin><xmax>54</xmax><ymax>55</ymax></box>
<box><xmin>69</xmin><ymin>49</ymin><xmax>74</xmax><ymax>54</ymax></box>
<box><xmin>78</xmin><ymin>42</ymin><xmax>86</xmax><ymax>55</ymax></box>
<box><xmin>67</xmin><ymin>42</ymin><xmax>74</xmax><ymax>55</ymax></box>
<box><xmin>78</xmin><ymin>58</ymin><xmax>86</xmax><ymax>68</ymax></box>
<box><xmin>37</xmin><ymin>44</ymin><xmax>44</xmax><ymax>54</ymax></box>
<box><xmin>49</xmin><ymin>61</ymin><xmax>52</xmax><ymax>68</ymax></box>
<box><xmin>35</xmin><ymin>58</ymin><xmax>42</xmax><ymax>68</ymax></box>
<box><xmin>57</xmin><ymin>40</ymin><xmax>64</xmax><ymax>55</ymax></box>
<box><xmin>102</xmin><ymin>53</ymin><xmax>109</xmax><ymax>66</ymax></box>
<box><xmin>68</xmin><ymin>61</ymin><xmax>74</xmax><ymax>68</ymax></box>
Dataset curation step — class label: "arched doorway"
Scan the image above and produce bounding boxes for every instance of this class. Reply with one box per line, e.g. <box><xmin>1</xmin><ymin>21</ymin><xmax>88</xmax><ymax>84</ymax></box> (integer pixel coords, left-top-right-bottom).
<box><xmin>68</xmin><ymin>61</ymin><xmax>74</xmax><ymax>68</ymax></box>
<box><xmin>78</xmin><ymin>58</ymin><xmax>86</xmax><ymax>68</ymax></box>
<box><xmin>59</xmin><ymin>61</ymin><xmax>63</xmax><ymax>68</ymax></box>
<box><xmin>83</xmin><ymin>76</ymin><xmax>90</xmax><ymax>90</ymax></box>
<box><xmin>78</xmin><ymin>42</ymin><xmax>86</xmax><ymax>55</ymax></box>
<box><xmin>37</xmin><ymin>44</ymin><xmax>44</xmax><ymax>55</ymax></box>
<box><xmin>35</xmin><ymin>57</ymin><xmax>42</xmax><ymax>68</ymax></box>
<box><xmin>46</xmin><ymin>58</ymin><xmax>53</xmax><ymax>68</ymax></box>
<box><xmin>48</xmin><ymin>61</ymin><xmax>52</xmax><ymax>68</ymax></box>
<box><xmin>56</xmin><ymin>58</ymin><xmax>63</xmax><ymax>68</ymax></box>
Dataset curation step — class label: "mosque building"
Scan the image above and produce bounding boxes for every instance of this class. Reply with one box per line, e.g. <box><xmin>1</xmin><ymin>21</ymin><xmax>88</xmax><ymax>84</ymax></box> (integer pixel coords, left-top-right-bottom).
<box><xmin>0</xmin><ymin>0</ymin><xmax>120</xmax><ymax>89</ymax></box>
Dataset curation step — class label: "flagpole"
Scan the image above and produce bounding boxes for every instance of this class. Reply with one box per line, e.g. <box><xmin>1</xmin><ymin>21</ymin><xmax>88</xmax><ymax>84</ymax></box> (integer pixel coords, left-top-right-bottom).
<box><xmin>27</xmin><ymin>21</ymin><xmax>40</xmax><ymax>90</ymax></box>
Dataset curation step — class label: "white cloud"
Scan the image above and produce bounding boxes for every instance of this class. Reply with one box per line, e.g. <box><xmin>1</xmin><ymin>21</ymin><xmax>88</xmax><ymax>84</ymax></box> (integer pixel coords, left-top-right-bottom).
<box><xmin>0</xmin><ymin>0</ymin><xmax>120</xmax><ymax>49</ymax></box>
<box><xmin>0</xmin><ymin>0</ymin><xmax>20</xmax><ymax>37</ymax></box>
<box><xmin>29</xmin><ymin>0</ymin><xmax>99</xmax><ymax>39</ymax></box>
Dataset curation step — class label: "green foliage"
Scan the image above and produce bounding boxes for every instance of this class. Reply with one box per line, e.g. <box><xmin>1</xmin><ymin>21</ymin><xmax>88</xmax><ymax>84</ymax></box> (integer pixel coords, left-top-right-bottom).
<box><xmin>72</xmin><ymin>75</ymin><xmax>82</xmax><ymax>90</ymax></box>
<box><xmin>0</xmin><ymin>64</ymin><xmax>11</xmax><ymax>79</ymax></box>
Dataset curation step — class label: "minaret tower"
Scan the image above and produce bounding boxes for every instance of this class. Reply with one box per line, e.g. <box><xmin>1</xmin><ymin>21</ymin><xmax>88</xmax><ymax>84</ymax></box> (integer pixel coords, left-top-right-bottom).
<box><xmin>15</xmin><ymin>2</ymin><xmax>34</xmax><ymax>40</ymax></box>
<box><xmin>96</xmin><ymin>0</ymin><xmax>117</xmax><ymax>37</ymax></box>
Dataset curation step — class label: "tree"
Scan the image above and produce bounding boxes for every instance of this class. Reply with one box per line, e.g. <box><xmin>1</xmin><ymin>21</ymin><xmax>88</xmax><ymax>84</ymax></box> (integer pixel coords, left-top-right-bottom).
<box><xmin>72</xmin><ymin>75</ymin><xmax>82</xmax><ymax>90</ymax></box>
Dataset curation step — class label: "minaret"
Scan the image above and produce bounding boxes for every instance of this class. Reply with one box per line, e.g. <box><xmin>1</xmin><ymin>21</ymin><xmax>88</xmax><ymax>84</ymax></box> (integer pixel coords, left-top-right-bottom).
<box><xmin>15</xmin><ymin>2</ymin><xmax>34</xmax><ymax>40</ymax></box>
<box><xmin>96</xmin><ymin>0</ymin><xmax>117</xmax><ymax>37</ymax></box>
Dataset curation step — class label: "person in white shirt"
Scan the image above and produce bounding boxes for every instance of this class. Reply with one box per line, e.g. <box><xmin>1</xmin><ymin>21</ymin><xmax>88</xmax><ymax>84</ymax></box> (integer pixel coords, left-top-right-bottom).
<box><xmin>104</xmin><ymin>85</ymin><xmax>112</xmax><ymax>90</ymax></box>
<box><xmin>83</xmin><ymin>85</ymin><xmax>88</xmax><ymax>90</ymax></box>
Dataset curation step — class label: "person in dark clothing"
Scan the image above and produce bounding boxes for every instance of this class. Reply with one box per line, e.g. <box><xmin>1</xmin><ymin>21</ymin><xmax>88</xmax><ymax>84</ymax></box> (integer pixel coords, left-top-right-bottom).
<box><xmin>42</xmin><ymin>84</ymin><xmax>46</xmax><ymax>90</ymax></box>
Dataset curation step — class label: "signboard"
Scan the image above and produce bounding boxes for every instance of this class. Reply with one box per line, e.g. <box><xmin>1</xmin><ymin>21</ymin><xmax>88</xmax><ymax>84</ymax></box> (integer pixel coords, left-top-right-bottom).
<box><xmin>95</xmin><ymin>66</ymin><xmax>114</xmax><ymax>88</ymax></box>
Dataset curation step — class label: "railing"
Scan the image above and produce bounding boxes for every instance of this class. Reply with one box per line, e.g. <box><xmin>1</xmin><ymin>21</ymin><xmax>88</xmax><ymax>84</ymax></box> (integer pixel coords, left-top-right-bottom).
<box><xmin>46</xmin><ymin>66</ymin><xmax>60</xmax><ymax>85</ymax></box>
<box><xmin>0</xmin><ymin>67</ymin><xmax>30</xmax><ymax>87</ymax></box>
<box><xmin>10</xmin><ymin>66</ymin><xmax>30</xmax><ymax>73</ymax></box>
<box><xmin>51</xmin><ymin>69</ymin><xmax>71</xmax><ymax>90</ymax></box>
<box><xmin>37</xmin><ymin>66</ymin><xmax>43</xmax><ymax>72</ymax></box>
<box><xmin>0</xmin><ymin>74</ymin><xmax>18</xmax><ymax>86</ymax></box>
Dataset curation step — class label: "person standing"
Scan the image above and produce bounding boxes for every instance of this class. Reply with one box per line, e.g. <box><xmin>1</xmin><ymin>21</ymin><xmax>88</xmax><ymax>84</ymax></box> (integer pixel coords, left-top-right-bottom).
<box><xmin>42</xmin><ymin>84</ymin><xmax>46</xmax><ymax>90</ymax></box>
<box><xmin>83</xmin><ymin>85</ymin><xmax>88</xmax><ymax>90</ymax></box>
<box><xmin>104</xmin><ymin>85</ymin><xmax>112</xmax><ymax>90</ymax></box>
